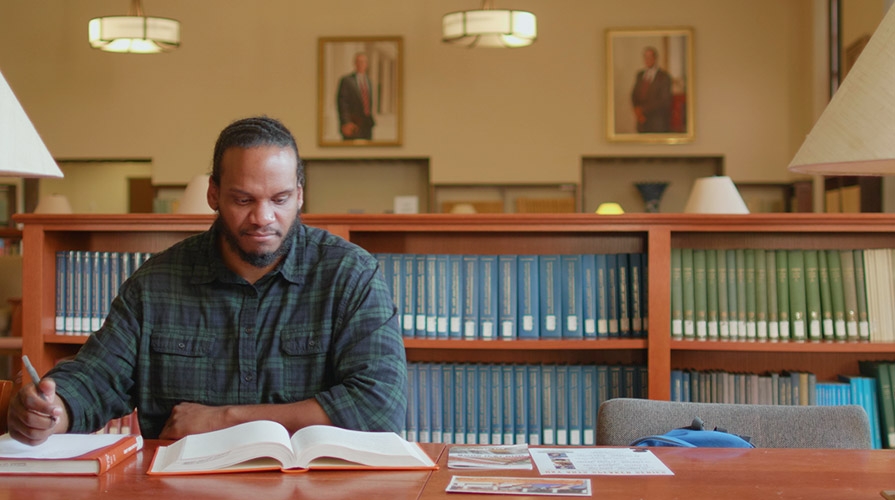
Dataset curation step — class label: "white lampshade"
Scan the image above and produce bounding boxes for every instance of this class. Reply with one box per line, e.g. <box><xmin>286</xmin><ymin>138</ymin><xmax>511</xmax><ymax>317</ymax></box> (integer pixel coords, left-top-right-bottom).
<box><xmin>175</xmin><ymin>174</ymin><xmax>214</xmax><ymax>214</ymax></box>
<box><xmin>788</xmin><ymin>4</ymin><xmax>895</xmax><ymax>175</ymax></box>
<box><xmin>450</xmin><ymin>203</ymin><xmax>477</xmax><ymax>214</ymax></box>
<box><xmin>683</xmin><ymin>176</ymin><xmax>750</xmax><ymax>214</ymax></box>
<box><xmin>442</xmin><ymin>2</ymin><xmax>537</xmax><ymax>48</ymax></box>
<box><xmin>0</xmin><ymin>70</ymin><xmax>63</xmax><ymax>178</ymax></box>
<box><xmin>88</xmin><ymin>0</ymin><xmax>180</xmax><ymax>54</ymax></box>
<box><xmin>34</xmin><ymin>194</ymin><xmax>73</xmax><ymax>214</ymax></box>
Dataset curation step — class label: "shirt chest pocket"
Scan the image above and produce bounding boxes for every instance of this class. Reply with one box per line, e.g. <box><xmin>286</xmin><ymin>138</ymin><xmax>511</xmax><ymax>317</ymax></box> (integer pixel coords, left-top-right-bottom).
<box><xmin>278</xmin><ymin>327</ymin><xmax>331</xmax><ymax>400</ymax></box>
<box><xmin>149</xmin><ymin>331</ymin><xmax>217</xmax><ymax>401</ymax></box>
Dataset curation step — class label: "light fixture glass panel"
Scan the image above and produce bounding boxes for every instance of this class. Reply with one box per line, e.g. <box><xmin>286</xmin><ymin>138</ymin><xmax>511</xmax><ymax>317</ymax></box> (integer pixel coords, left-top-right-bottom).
<box><xmin>442</xmin><ymin>12</ymin><xmax>465</xmax><ymax>38</ymax></box>
<box><xmin>465</xmin><ymin>10</ymin><xmax>511</xmax><ymax>33</ymax></box>
<box><xmin>511</xmin><ymin>11</ymin><xmax>537</xmax><ymax>38</ymax></box>
<box><xmin>146</xmin><ymin>18</ymin><xmax>180</xmax><ymax>44</ymax></box>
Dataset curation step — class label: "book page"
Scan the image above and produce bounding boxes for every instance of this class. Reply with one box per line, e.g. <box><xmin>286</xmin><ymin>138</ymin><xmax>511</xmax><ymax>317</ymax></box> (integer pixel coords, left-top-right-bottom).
<box><xmin>0</xmin><ymin>433</ymin><xmax>130</xmax><ymax>459</ymax></box>
<box><xmin>289</xmin><ymin>425</ymin><xmax>434</xmax><ymax>469</ymax></box>
<box><xmin>151</xmin><ymin>420</ymin><xmax>295</xmax><ymax>473</ymax></box>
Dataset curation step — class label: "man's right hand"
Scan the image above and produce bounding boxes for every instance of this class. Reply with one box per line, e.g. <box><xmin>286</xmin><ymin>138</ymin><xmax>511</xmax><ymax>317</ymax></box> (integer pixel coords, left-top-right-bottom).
<box><xmin>7</xmin><ymin>378</ymin><xmax>69</xmax><ymax>446</ymax></box>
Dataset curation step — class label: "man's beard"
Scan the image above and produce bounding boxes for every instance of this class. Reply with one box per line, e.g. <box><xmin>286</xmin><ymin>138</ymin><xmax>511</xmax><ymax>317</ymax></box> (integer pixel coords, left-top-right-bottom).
<box><xmin>219</xmin><ymin>215</ymin><xmax>301</xmax><ymax>269</ymax></box>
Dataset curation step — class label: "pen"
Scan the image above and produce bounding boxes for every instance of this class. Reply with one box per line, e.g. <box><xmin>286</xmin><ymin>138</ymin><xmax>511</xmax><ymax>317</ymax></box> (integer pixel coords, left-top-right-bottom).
<box><xmin>22</xmin><ymin>355</ymin><xmax>55</xmax><ymax>413</ymax></box>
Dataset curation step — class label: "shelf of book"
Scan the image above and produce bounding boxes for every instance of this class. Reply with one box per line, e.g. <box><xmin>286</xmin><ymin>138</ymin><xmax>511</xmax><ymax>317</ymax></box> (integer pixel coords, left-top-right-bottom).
<box><xmin>15</xmin><ymin>212</ymin><xmax>895</xmax><ymax>405</ymax></box>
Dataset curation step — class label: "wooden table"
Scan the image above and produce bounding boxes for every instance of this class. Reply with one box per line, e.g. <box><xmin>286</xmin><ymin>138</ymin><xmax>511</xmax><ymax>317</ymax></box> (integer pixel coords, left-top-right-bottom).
<box><xmin>0</xmin><ymin>442</ymin><xmax>891</xmax><ymax>499</ymax></box>
<box><xmin>0</xmin><ymin>441</ymin><xmax>446</xmax><ymax>500</ymax></box>
<box><xmin>421</xmin><ymin>446</ymin><xmax>895</xmax><ymax>500</ymax></box>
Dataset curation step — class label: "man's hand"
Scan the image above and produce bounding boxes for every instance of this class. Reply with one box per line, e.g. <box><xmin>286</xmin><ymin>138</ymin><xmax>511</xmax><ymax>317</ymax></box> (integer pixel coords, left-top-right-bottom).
<box><xmin>7</xmin><ymin>378</ymin><xmax>68</xmax><ymax>446</ymax></box>
<box><xmin>160</xmin><ymin>402</ymin><xmax>233</xmax><ymax>440</ymax></box>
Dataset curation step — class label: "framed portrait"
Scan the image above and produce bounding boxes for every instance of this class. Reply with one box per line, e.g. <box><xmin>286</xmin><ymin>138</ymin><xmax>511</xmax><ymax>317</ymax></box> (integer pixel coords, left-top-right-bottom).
<box><xmin>606</xmin><ymin>27</ymin><xmax>694</xmax><ymax>144</ymax></box>
<box><xmin>317</xmin><ymin>36</ymin><xmax>403</xmax><ymax>147</ymax></box>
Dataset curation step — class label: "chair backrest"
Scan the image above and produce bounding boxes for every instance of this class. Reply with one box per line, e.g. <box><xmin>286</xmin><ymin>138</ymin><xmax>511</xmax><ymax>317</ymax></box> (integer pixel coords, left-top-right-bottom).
<box><xmin>596</xmin><ymin>398</ymin><xmax>872</xmax><ymax>449</ymax></box>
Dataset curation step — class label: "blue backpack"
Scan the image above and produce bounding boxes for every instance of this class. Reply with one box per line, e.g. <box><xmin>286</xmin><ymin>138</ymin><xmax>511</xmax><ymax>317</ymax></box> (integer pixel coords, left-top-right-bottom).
<box><xmin>629</xmin><ymin>417</ymin><xmax>755</xmax><ymax>448</ymax></box>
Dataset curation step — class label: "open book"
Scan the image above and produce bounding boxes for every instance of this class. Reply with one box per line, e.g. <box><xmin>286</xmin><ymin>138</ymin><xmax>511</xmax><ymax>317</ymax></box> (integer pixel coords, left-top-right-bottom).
<box><xmin>147</xmin><ymin>421</ymin><xmax>437</xmax><ymax>475</ymax></box>
<box><xmin>0</xmin><ymin>433</ymin><xmax>143</xmax><ymax>475</ymax></box>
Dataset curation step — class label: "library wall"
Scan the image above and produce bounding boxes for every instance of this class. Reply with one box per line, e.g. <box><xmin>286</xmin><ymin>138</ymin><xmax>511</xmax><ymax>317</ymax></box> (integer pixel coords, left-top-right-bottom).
<box><xmin>0</xmin><ymin>0</ymin><xmax>818</xmax><ymax>190</ymax></box>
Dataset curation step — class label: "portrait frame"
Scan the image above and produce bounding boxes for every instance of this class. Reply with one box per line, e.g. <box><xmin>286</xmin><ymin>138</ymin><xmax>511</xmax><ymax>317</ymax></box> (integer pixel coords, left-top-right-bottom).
<box><xmin>606</xmin><ymin>27</ymin><xmax>694</xmax><ymax>144</ymax></box>
<box><xmin>317</xmin><ymin>36</ymin><xmax>403</xmax><ymax>147</ymax></box>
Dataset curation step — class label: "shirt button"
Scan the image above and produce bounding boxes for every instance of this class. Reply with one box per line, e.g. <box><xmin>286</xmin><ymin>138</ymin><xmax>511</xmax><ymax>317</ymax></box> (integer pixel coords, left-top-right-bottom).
<box><xmin>244</xmin><ymin>373</ymin><xmax>255</xmax><ymax>382</ymax></box>
<box><xmin>244</xmin><ymin>328</ymin><xmax>253</xmax><ymax>335</ymax></box>
<box><xmin>178</xmin><ymin>342</ymin><xmax>186</xmax><ymax>349</ymax></box>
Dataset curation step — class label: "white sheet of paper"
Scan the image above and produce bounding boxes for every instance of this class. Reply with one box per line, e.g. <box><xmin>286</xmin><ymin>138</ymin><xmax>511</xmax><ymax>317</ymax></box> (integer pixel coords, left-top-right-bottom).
<box><xmin>529</xmin><ymin>447</ymin><xmax>673</xmax><ymax>476</ymax></box>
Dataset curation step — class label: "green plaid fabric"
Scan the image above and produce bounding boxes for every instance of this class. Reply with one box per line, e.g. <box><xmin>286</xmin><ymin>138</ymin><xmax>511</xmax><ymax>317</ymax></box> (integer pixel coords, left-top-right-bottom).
<box><xmin>50</xmin><ymin>221</ymin><xmax>407</xmax><ymax>438</ymax></box>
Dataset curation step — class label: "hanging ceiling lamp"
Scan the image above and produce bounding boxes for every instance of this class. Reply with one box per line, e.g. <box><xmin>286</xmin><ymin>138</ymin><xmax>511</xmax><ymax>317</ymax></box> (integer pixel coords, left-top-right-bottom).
<box><xmin>442</xmin><ymin>1</ymin><xmax>537</xmax><ymax>48</ymax></box>
<box><xmin>88</xmin><ymin>0</ymin><xmax>180</xmax><ymax>54</ymax></box>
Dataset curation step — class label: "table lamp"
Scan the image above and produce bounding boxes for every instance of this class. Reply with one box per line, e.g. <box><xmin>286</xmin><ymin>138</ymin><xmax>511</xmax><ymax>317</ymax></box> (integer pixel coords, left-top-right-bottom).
<box><xmin>175</xmin><ymin>174</ymin><xmax>214</xmax><ymax>214</ymax></box>
<box><xmin>595</xmin><ymin>202</ymin><xmax>625</xmax><ymax>215</ymax></box>
<box><xmin>683</xmin><ymin>176</ymin><xmax>749</xmax><ymax>214</ymax></box>
<box><xmin>33</xmin><ymin>194</ymin><xmax>73</xmax><ymax>214</ymax></box>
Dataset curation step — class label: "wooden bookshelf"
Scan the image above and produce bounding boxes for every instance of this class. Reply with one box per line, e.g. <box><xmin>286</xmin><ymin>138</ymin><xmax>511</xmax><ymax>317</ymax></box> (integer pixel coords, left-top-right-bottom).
<box><xmin>14</xmin><ymin>213</ymin><xmax>895</xmax><ymax>400</ymax></box>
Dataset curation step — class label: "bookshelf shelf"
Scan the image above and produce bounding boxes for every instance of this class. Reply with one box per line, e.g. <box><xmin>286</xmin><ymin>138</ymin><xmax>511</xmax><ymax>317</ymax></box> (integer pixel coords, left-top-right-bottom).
<box><xmin>403</xmin><ymin>339</ymin><xmax>648</xmax><ymax>350</ymax></box>
<box><xmin>15</xmin><ymin>212</ymin><xmax>895</xmax><ymax>402</ymax></box>
<box><xmin>671</xmin><ymin>339</ymin><xmax>895</xmax><ymax>353</ymax></box>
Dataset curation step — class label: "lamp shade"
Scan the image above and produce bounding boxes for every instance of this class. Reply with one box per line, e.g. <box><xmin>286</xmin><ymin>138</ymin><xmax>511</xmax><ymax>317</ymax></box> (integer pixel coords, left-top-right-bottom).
<box><xmin>88</xmin><ymin>0</ymin><xmax>180</xmax><ymax>54</ymax></box>
<box><xmin>34</xmin><ymin>194</ymin><xmax>72</xmax><ymax>214</ymax></box>
<box><xmin>0</xmin><ymin>70</ymin><xmax>63</xmax><ymax>178</ymax></box>
<box><xmin>788</xmin><ymin>5</ymin><xmax>895</xmax><ymax>175</ymax></box>
<box><xmin>175</xmin><ymin>174</ymin><xmax>214</xmax><ymax>214</ymax></box>
<box><xmin>595</xmin><ymin>202</ymin><xmax>625</xmax><ymax>215</ymax></box>
<box><xmin>683</xmin><ymin>176</ymin><xmax>750</xmax><ymax>214</ymax></box>
<box><xmin>442</xmin><ymin>6</ymin><xmax>537</xmax><ymax>48</ymax></box>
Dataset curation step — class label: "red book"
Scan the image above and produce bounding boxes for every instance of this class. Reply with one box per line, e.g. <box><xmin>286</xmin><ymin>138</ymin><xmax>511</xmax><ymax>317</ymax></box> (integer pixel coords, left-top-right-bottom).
<box><xmin>0</xmin><ymin>433</ymin><xmax>143</xmax><ymax>475</ymax></box>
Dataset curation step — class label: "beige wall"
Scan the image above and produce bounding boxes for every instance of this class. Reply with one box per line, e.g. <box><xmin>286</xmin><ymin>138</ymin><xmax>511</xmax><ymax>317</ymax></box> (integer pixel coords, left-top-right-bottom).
<box><xmin>0</xmin><ymin>1</ymin><xmax>821</xmax><ymax>187</ymax></box>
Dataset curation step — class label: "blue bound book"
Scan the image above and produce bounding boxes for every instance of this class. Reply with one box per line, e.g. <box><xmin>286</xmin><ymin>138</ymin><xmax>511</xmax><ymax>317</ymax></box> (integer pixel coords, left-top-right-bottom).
<box><xmin>462</xmin><ymin>255</ymin><xmax>480</xmax><ymax>340</ymax></box>
<box><xmin>561</xmin><ymin>255</ymin><xmax>583</xmax><ymax>339</ymax></box>
<box><xmin>498</xmin><ymin>255</ymin><xmax>518</xmax><ymax>340</ymax></box>
<box><xmin>539</xmin><ymin>255</ymin><xmax>562</xmax><ymax>338</ymax></box>
<box><xmin>478</xmin><ymin>255</ymin><xmax>499</xmax><ymax>341</ymax></box>
<box><xmin>517</xmin><ymin>255</ymin><xmax>540</xmax><ymax>339</ymax></box>
<box><xmin>581</xmin><ymin>254</ymin><xmax>597</xmax><ymax>339</ymax></box>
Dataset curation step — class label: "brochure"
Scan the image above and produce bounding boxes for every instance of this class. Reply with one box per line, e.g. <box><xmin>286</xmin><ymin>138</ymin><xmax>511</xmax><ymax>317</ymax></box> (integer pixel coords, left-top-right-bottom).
<box><xmin>529</xmin><ymin>447</ymin><xmax>673</xmax><ymax>476</ymax></box>
<box><xmin>446</xmin><ymin>476</ymin><xmax>591</xmax><ymax>496</ymax></box>
<box><xmin>448</xmin><ymin>444</ymin><xmax>532</xmax><ymax>470</ymax></box>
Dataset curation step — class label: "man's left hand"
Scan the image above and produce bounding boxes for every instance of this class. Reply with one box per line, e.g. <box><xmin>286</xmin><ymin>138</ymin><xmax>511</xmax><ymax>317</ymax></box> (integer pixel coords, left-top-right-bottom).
<box><xmin>159</xmin><ymin>402</ymin><xmax>232</xmax><ymax>440</ymax></box>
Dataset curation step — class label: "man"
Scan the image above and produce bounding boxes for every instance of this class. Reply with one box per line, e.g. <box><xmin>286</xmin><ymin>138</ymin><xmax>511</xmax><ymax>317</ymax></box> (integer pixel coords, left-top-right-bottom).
<box><xmin>337</xmin><ymin>53</ymin><xmax>375</xmax><ymax>140</ymax></box>
<box><xmin>631</xmin><ymin>46</ymin><xmax>673</xmax><ymax>133</ymax></box>
<box><xmin>9</xmin><ymin>116</ymin><xmax>407</xmax><ymax>445</ymax></box>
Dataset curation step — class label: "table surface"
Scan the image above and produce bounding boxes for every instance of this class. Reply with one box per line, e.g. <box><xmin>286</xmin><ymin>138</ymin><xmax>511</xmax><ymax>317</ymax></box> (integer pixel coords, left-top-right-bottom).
<box><xmin>0</xmin><ymin>442</ymin><xmax>892</xmax><ymax>500</ymax></box>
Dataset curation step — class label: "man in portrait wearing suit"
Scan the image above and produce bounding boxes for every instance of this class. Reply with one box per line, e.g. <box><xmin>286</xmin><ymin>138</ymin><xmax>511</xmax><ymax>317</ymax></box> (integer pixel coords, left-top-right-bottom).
<box><xmin>337</xmin><ymin>53</ymin><xmax>375</xmax><ymax>140</ymax></box>
<box><xmin>631</xmin><ymin>46</ymin><xmax>673</xmax><ymax>133</ymax></box>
